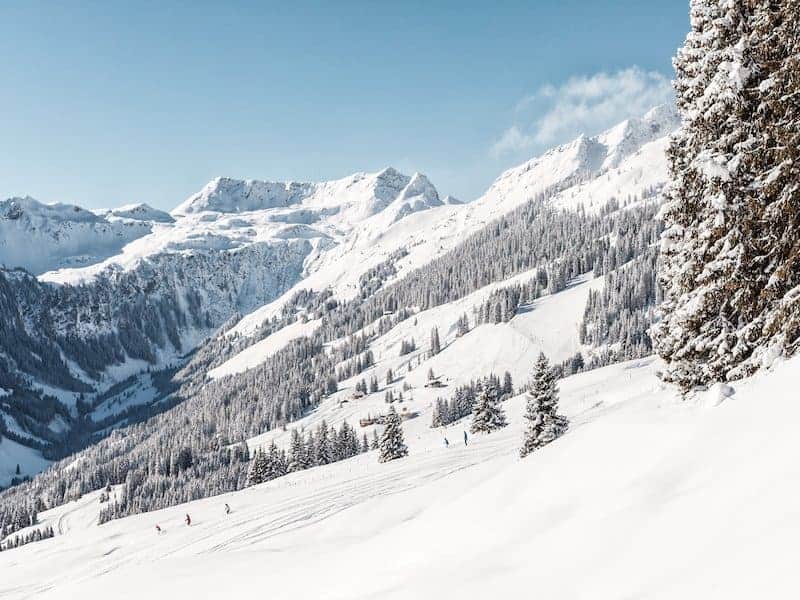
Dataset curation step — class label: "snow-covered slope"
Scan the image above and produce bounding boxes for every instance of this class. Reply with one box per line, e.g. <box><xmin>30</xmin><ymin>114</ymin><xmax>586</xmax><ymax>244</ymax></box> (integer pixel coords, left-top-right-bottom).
<box><xmin>207</xmin><ymin>318</ymin><xmax>323</xmax><ymax>380</ymax></box>
<box><xmin>220</xmin><ymin>270</ymin><xmax>598</xmax><ymax>386</ymax></box>
<box><xmin>5</xmin><ymin>355</ymin><xmax>799</xmax><ymax>599</ymax></box>
<box><xmin>0</xmin><ymin>197</ymin><xmax>160</xmax><ymax>274</ymax></box>
<box><xmin>239</xmin><ymin>272</ymin><xmax>599</xmax><ymax>456</ymax></box>
<box><xmin>484</xmin><ymin>103</ymin><xmax>678</xmax><ymax>213</ymax></box>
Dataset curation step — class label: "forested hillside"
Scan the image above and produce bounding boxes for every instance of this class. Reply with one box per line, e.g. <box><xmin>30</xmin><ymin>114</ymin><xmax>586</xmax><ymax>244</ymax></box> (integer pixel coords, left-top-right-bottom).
<box><xmin>0</xmin><ymin>193</ymin><xmax>664</xmax><ymax>536</ymax></box>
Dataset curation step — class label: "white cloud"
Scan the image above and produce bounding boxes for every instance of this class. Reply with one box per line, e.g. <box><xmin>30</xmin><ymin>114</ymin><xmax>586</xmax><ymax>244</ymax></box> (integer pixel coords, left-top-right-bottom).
<box><xmin>490</xmin><ymin>125</ymin><xmax>535</xmax><ymax>158</ymax></box>
<box><xmin>491</xmin><ymin>67</ymin><xmax>673</xmax><ymax>158</ymax></box>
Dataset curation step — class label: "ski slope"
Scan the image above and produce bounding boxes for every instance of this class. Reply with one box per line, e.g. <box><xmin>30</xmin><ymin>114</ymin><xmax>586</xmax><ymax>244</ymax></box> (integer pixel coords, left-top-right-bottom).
<box><xmin>208</xmin><ymin>318</ymin><xmax>323</xmax><ymax>380</ymax></box>
<box><xmin>4</xmin><ymin>354</ymin><xmax>800</xmax><ymax>599</ymax></box>
<box><xmin>214</xmin><ymin>268</ymin><xmax>599</xmax><ymax>391</ymax></box>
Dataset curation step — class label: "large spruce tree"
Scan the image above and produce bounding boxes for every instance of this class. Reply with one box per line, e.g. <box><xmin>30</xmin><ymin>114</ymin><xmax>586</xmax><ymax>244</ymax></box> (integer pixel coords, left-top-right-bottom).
<box><xmin>520</xmin><ymin>353</ymin><xmax>568</xmax><ymax>458</ymax></box>
<box><xmin>378</xmin><ymin>405</ymin><xmax>408</xmax><ymax>463</ymax></box>
<box><xmin>246</xmin><ymin>448</ymin><xmax>269</xmax><ymax>486</ymax></box>
<box><xmin>469</xmin><ymin>384</ymin><xmax>507</xmax><ymax>434</ymax></box>
<box><xmin>286</xmin><ymin>429</ymin><xmax>305</xmax><ymax>473</ymax></box>
<box><xmin>655</xmin><ymin>0</ymin><xmax>800</xmax><ymax>389</ymax></box>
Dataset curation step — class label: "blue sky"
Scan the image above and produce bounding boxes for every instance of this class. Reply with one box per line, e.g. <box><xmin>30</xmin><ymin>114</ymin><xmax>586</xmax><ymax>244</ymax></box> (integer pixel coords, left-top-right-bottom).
<box><xmin>0</xmin><ymin>1</ymin><xmax>689</xmax><ymax>210</ymax></box>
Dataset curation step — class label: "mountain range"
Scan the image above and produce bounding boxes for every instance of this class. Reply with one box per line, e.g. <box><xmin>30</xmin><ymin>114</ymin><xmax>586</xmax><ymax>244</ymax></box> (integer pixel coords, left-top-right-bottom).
<box><xmin>0</xmin><ymin>104</ymin><xmax>679</xmax><ymax>487</ymax></box>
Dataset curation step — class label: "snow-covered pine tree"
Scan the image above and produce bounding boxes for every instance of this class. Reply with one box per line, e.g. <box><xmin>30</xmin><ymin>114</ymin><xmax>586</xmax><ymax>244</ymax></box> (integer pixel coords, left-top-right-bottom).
<box><xmin>287</xmin><ymin>429</ymin><xmax>304</xmax><ymax>472</ymax></box>
<box><xmin>456</xmin><ymin>313</ymin><xmax>469</xmax><ymax>336</ymax></box>
<box><xmin>329</xmin><ymin>424</ymin><xmax>339</xmax><ymax>460</ymax></box>
<box><xmin>361</xmin><ymin>433</ymin><xmax>369</xmax><ymax>453</ymax></box>
<box><xmin>370</xmin><ymin>429</ymin><xmax>380</xmax><ymax>450</ymax></box>
<box><xmin>378</xmin><ymin>405</ymin><xmax>408</xmax><ymax>463</ymax></box>
<box><xmin>520</xmin><ymin>353</ymin><xmax>568</xmax><ymax>458</ymax></box>
<box><xmin>430</xmin><ymin>399</ymin><xmax>441</xmax><ymax>427</ymax></box>
<box><xmin>246</xmin><ymin>448</ymin><xmax>269</xmax><ymax>486</ymax></box>
<box><xmin>655</xmin><ymin>0</ymin><xmax>800</xmax><ymax>389</ymax></box>
<box><xmin>502</xmin><ymin>371</ymin><xmax>513</xmax><ymax>397</ymax></box>
<box><xmin>469</xmin><ymin>384</ymin><xmax>507</xmax><ymax>434</ymax></box>
<box><xmin>303</xmin><ymin>431</ymin><xmax>316</xmax><ymax>468</ymax></box>
<box><xmin>747</xmin><ymin>0</ymin><xmax>800</xmax><ymax>365</ymax></box>
<box><xmin>266</xmin><ymin>442</ymin><xmax>285</xmax><ymax>480</ymax></box>
<box><xmin>430</xmin><ymin>326</ymin><xmax>441</xmax><ymax>356</ymax></box>
<box><xmin>315</xmin><ymin>421</ymin><xmax>332</xmax><ymax>466</ymax></box>
<box><xmin>430</xmin><ymin>397</ymin><xmax>446</xmax><ymax>428</ymax></box>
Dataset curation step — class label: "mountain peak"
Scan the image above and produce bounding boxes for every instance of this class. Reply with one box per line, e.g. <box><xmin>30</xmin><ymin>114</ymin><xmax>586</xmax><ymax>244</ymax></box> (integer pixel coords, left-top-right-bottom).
<box><xmin>97</xmin><ymin>203</ymin><xmax>175</xmax><ymax>224</ymax></box>
<box><xmin>171</xmin><ymin>168</ymin><xmax>446</xmax><ymax>227</ymax></box>
<box><xmin>1</xmin><ymin>196</ymin><xmax>102</xmax><ymax>224</ymax></box>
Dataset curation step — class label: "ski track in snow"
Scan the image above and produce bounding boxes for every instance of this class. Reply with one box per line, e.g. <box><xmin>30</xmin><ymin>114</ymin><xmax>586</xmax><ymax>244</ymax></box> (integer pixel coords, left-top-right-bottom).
<box><xmin>0</xmin><ymin>356</ymin><xmax>640</xmax><ymax>598</ymax></box>
<box><xmin>5</xmin><ymin>355</ymin><xmax>800</xmax><ymax>599</ymax></box>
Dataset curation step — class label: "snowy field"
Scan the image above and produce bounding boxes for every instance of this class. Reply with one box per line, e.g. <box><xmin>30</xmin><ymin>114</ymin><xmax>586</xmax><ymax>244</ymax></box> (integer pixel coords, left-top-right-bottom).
<box><xmin>3</xmin><ymin>355</ymin><xmax>800</xmax><ymax>599</ymax></box>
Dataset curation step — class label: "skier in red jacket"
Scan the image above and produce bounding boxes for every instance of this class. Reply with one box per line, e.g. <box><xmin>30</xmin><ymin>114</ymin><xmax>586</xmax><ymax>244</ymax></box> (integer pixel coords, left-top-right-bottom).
<box><xmin>185</xmin><ymin>513</ymin><xmax>191</xmax><ymax>526</ymax></box>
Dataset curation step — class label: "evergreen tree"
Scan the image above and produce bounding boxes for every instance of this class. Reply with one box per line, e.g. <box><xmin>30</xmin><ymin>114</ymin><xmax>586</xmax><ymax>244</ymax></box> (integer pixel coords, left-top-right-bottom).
<box><xmin>431</xmin><ymin>398</ymin><xmax>443</xmax><ymax>428</ymax></box>
<box><xmin>655</xmin><ymin>0</ymin><xmax>800</xmax><ymax>389</ymax></box>
<box><xmin>430</xmin><ymin>327</ymin><xmax>441</xmax><ymax>356</ymax></box>
<box><xmin>502</xmin><ymin>371</ymin><xmax>513</xmax><ymax>397</ymax></box>
<box><xmin>328</xmin><ymin>424</ymin><xmax>339</xmax><ymax>460</ymax></box>
<box><xmin>361</xmin><ymin>433</ymin><xmax>369</xmax><ymax>453</ymax></box>
<box><xmin>246</xmin><ymin>448</ymin><xmax>269</xmax><ymax>486</ymax></box>
<box><xmin>520</xmin><ymin>353</ymin><xmax>568</xmax><ymax>457</ymax></box>
<box><xmin>266</xmin><ymin>442</ymin><xmax>285</xmax><ymax>479</ymax></box>
<box><xmin>287</xmin><ymin>429</ymin><xmax>304</xmax><ymax>472</ymax></box>
<box><xmin>304</xmin><ymin>431</ymin><xmax>316</xmax><ymax>468</ymax></box>
<box><xmin>456</xmin><ymin>313</ymin><xmax>470</xmax><ymax>336</ymax></box>
<box><xmin>315</xmin><ymin>421</ymin><xmax>332</xmax><ymax>466</ymax></box>
<box><xmin>378</xmin><ymin>406</ymin><xmax>408</xmax><ymax>463</ymax></box>
<box><xmin>469</xmin><ymin>384</ymin><xmax>507</xmax><ymax>434</ymax></box>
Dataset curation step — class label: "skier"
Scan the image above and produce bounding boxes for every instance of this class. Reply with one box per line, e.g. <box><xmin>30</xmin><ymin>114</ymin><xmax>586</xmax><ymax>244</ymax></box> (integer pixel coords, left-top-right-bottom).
<box><xmin>225</xmin><ymin>503</ymin><xmax>231</xmax><ymax>515</ymax></box>
<box><xmin>443</xmin><ymin>437</ymin><xmax>449</xmax><ymax>448</ymax></box>
<box><xmin>185</xmin><ymin>513</ymin><xmax>191</xmax><ymax>526</ymax></box>
<box><xmin>463</xmin><ymin>430</ymin><xmax>468</xmax><ymax>446</ymax></box>
<box><xmin>155</xmin><ymin>524</ymin><xmax>162</xmax><ymax>534</ymax></box>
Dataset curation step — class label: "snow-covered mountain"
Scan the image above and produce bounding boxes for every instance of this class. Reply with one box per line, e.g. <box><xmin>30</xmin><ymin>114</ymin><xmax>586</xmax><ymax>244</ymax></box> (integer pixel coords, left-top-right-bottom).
<box><xmin>0</xmin><ymin>106</ymin><xmax>678</xmax><ymax>488</ymax></box>
<box><xmin>172</xmin><ymin>167</ymin><xmax>442</xmax><ymax>226</ymax></box>
<box><xmin>0</xmin><ymin>197</ymin><xmax>164</xmax><ymax>275</ymax></box>
<box><xmin>93</xmin><ymin>203</ymin><xmax>175</xmax><ymax>224</ymax></box>
<box><xmin>482</xmin><ymin>103</ymin><xmax>678</xmax><ymax>213</ymax></box>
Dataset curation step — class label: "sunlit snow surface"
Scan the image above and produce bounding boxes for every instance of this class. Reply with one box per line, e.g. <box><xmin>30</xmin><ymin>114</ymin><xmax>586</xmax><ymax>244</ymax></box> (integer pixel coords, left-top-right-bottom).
<box><xmin>3</xmin><ymin>353</ymin><xmax>800</xmax><ymax>599</ymax></box>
